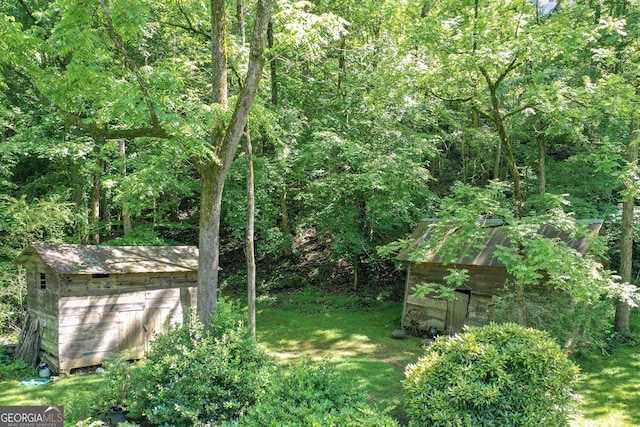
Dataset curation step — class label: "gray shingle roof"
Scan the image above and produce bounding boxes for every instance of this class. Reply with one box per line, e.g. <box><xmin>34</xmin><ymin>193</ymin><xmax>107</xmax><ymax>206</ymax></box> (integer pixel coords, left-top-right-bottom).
<box><xmin>15</xmin><ymin>243</ymin><xmax>199</xmax><ymax>274</ymax></box>
<box><xmin>397</xmin><ymin>219</ymin><xmax>604</xmax><ymax>267</ymax></box>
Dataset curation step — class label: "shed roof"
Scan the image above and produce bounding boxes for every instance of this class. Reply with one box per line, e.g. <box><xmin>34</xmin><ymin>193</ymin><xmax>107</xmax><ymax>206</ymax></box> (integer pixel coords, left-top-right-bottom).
<box><xmin>396</xmin><ymin>219</ymin><xmax>604</xmax><ymax>268</ymax></box>
<box><xmin>15</xmin><ymin>243</ymin><xmax>199</xmax><ymax>275</ymax></box>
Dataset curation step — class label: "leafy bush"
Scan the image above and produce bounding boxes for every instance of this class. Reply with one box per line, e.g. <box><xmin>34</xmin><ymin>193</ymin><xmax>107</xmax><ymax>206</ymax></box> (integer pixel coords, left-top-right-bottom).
<box><xmin>235</xmin><ymin>357</ymin><xmax>399</xmax><ymax>427</ymax></box>
<box><xmin>0</xmin><ymin>348</ymin><xmax>34</xmax><ymax>380</ymax></box>
<box><xmin>0</xmin><ymin>195</ymin><xmax>73</xmax><ymax>341</ymax></box>
<box><xmin>493</xmin><ymin>290</ymin><xmax>615</xmax><ymax>351</ymax></box>
<box><xmin>404</xmin><ymin>323</ymin><xmax>579</xmax><ymax>427</ymax></box>
<box><xmin>94</xmin><ymin>353</ymin><xmax>134</xmax><ymax>411</ymax></box>
<box><xmin>130</xmin><ymin>299</ymin><xmax>272</xmax><ymax>426</ymax></box>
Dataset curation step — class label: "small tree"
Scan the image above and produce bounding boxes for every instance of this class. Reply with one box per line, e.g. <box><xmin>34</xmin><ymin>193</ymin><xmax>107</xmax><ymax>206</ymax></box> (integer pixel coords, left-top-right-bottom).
<box><xmin>404</xmin><ymin>323</ymin><xmax>579</xmax><ymax>427</ymax></box>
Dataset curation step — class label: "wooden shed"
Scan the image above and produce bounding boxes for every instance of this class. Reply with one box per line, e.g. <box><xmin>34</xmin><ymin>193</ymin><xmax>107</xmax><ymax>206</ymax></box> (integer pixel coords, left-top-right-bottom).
<box><xmin>14</xmin><ymin>243</ymin><xmax>198</xmax><ymax>372</ymax></box>
<box><xmin>397</xmin><ymin>219</ymin><xmax>604</xmax><ymax>336</ymax></box>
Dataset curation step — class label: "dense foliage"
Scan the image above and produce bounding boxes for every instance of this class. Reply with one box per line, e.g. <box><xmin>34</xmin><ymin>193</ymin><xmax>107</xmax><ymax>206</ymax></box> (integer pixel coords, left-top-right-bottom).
<box><xmin>404</xmin><ymin>323</ymin><xmax>579</xmax><ymax>427</ymax></box>
<box><xmin>1</xmin><ymin>1</ymin><xmax>639</xmax><ymax>335</ymax></box>
<box><xmin>130</xmin><ymin>300</ymin><xmax>272</xmax><ymax>426</ymax></box>
<box><xmin>235</xmin><ymin>357</ymin><xmax>398</xmax><ymax>427</ymax></box>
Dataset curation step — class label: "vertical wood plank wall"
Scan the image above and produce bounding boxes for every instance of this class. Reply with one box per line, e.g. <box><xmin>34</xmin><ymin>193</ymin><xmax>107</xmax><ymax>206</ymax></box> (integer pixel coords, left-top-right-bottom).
<box><xmin>404</xmin><ymin>262</ymin><xmax>504</xmax><ymax>333</ymax></box>
<box><xmin>25</xmin><ymin>256</ymin><xmax>60</xmax><ymax>368</ymax></box>
<box><xmin>26</xmin><ymin>264</ymin><xmax>197</xmax><ymax>371</ymax></box>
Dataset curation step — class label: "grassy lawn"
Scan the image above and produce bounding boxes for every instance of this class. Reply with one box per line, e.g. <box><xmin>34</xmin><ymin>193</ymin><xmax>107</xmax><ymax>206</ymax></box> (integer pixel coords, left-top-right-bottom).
<box><xmin>569</xmin><ymin>309</ymin><xmax>640</xmax><ymax>427</ymax></box>
<box><xmin>0</xmin><ymin>291</ymin><xmax>639</xmax><ymax>426</ymax></box>
<box><xmin>255</xmin><ymin>292</ymin><xmax>423</xmax><ymax>418</ymax></box>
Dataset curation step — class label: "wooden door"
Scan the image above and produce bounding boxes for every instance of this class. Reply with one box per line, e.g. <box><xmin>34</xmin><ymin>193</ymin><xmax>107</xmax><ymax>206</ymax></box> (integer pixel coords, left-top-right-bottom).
<box><xmin>119</xmin><ymin>310</ymin><xmax>144</xmax><ymax>360</ymax></box>
<box><xmin>447</xmin><ymin>291</ymin><xmax>470</xmax><ymax>334</ymax></box>
<box><xmin>143</xmin><ymin>308</ymin><xmax>170</xmax><ymax>352</ymax></box>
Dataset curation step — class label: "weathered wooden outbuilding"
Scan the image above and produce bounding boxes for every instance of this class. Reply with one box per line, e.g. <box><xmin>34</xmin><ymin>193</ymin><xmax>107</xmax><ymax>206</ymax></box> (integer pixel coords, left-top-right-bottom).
<box><xmin>397</xmin><ymin>219</ymin><xmax>604</xmax><ymax>336</ymax></box>
<box><xmin>15</xmin><ymin>243</ymin><xmax>198</xmax><ymax>372</ymax></box>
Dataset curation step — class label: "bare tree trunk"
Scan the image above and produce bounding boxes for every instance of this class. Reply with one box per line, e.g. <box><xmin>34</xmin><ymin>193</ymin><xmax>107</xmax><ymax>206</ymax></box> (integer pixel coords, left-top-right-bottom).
<box><xmin>615</xmin><ymin>119</ymin><xmax>638</xmax><ymax>333</ymax></box>
<box><xmin>237</xmin><ymin>0</ymin><xmax>246</xmax><ymax>45</ymax></box>
<box><xmin>493</xmin><ymin>139</ymin><xmax>502</xmax><ymax>180</ymax></box>
<box><xmin>281</xmin><ymin>187</ymin><xmax>293</xmax><ymax>258</ymax></box>
<box><xmin>517</xmin><ymin>279</ymin><xmax>526</xmax><ymax>326</ymax></box>
<box><xmin>338</xmin><ymin>36</ymin><xmax>346</xmax><ymax>91</ymax></box>
<box><xmin>91</xmin><ymin>145</ymin><xmax>102</xmax><ymax>244</ymax></box>
<box><xmin>119</xmin><ymin>139</ymin><xmax>132</xmax><ymax>236</ymax></box>
<box><xmin>537</xmin><ymin>132</ymin><xmax>546</xmax><ymax>195</ymax></box>
<box><xmin>268</xmin><ymin>19</ymin><xmax>292</xmax><ymax>258</ymax></box>
<box><xmin>245</xmin><ymin>128</ymin><xmax>256</xmax><ymax>339</ymax></box>
<box><xmin>479</xmin><ymin>65</ymin><xmax>523</xmax><ymax>215</ymax></box>
<box><xmin>197</xmin><ymin>0</ymin><xmax>271</xmax><ymax>330</ymax></box>
<box><xmin>268</xmin><ymin>21</ymin><xmax>277</xmax><ymax>106</ymax></box>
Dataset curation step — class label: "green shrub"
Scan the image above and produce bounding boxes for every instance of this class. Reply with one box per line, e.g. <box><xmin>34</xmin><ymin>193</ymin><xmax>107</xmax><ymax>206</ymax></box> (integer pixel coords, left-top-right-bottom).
<box><xmin>493</xmin><ymin>290</ymin><xmax>615</xmax><ymax>351</ymax></box>
<box><xmin>235</xmin><ymin>357</ymin><xmax>399</xmax><ymax>427</ymax></box>
<box><xmin>93</xmin><ymin>353</ymin><xmax>134</xmax><ymax>412</ymax></box>
<box><xmin>130</xmin><ymin>299</ymin><xmax>272</xmax><ymax>426</ymax></box>
<box><xmin>404</xmin><ymin>323</ymin><xmax>579</xmax><ymax>427</ymax></box>
<box><xmin>0</xmin><ymin>349</ymin><xmax>34</xmax><ymax>380</ymax></box>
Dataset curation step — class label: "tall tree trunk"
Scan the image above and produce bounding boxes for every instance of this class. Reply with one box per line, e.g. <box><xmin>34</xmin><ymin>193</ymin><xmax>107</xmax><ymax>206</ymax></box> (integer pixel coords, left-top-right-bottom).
<box><xmin>268</xmin><ymin>19</ymin><xmax>292</xmax><ymax>258</ymax></box>
<box><xmin>210</xmin><ymin>0</ymin><xmax>228</xmax><ymax>107</ymax></box>
<box><xmin>537</xmin><ymin>132</ymin><xmax>546</xmax><ymax>195</ymax></box>
<box><xmin>91</xmin><ymin>145</ymin><xmax>102</xmax><ymax>244</ymax></box>
<box><xmin>119</xmin><ymin>139</ymin><xmax>132</xmax><ymax>236</ymax></box>
<box><xmin>479</xmin><ymin>66</ymin><xmax>523</xmax><ymax>214</ymax></box>
<box><xmin>615</xmin><ymin>119</ymin><xmax>638</xmax><ymax>333</ymax></box>
<box><xmin>268</xmin><ymin>21</ymin><xmax>277</xmax><ymax>105</ymax></box>
<box><xmin>245</xmin><ymin>128</ymin><xmax>256</xmax><ymax>339</ymax></box>
<box><xmin>281</xmin><ymin>187</ymin><xmax>293</xmax><ymax>258</ymax></box>
<box><xmin>197</xmin><ymin>0</ymin><xmax>271</xmax><ymax>330</ymax></box>
<box><xmin>237</xmin><ymin>0</ymin><xmax>246</xmax><ymax>45</ymax></box>
<box><xmin>493</xmin><ymin>138</ymin><xmax>502</xmax><ymax>180</ymax></box>
<box><xmin>517</xmin><ymin>279</ymin><xmax>526</xmax><ymax>326</ymax></box>
<box><xmin>197</xmin><ymin>163</ymin><xmax>224</xmax><ymax>328</ymax></box>
<box><xmin>337</xmin><ymin>36</ymin><xmax>346</xmax><ymax>92</ymax></box>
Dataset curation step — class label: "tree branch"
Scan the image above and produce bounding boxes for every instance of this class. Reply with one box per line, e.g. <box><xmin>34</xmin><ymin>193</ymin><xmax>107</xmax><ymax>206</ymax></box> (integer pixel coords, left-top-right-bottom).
<box><xmin>495</xmin><ymin>55</ymin><xmax>520</xmax><ymax>88</ymax></box>
<box><xmin>6</xmin><ymin>64</ymin><xmax>170</xmax><ymax>140</ymax></box>
<box><xmin>156</xmin><ymin>19</ymin><xmax>210</xmax><ymax>40</ymax></box>
<box><xmin>219</xmin><ymin>0</ymin><xmax>271</xmax><ymax>166</ymax></box>
<box><xmin>503</xmin><ymin>103</ymin><xmax>537</xmax><ymax>120</ymax></box>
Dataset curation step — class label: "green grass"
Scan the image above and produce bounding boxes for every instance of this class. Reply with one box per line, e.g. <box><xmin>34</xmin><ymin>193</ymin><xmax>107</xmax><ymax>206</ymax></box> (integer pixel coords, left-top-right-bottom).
<box><xmin>570</xmin><ymin>310</ymin><xmax>640</xmax><ymax>427</ymax></box>
<box><xmin>255</xmin><ymin>292</ymin><xmax>423</xmax><ymax>415</ymax></box>
<box><xmin>1</xmin><ymin>291</ymin><xmax>639</xmax><ymax>426</ymax></box>
<box><xmin>0</xmin><ymin>372</ymin><xmax>103</xmax><ymax>425</ymax></box>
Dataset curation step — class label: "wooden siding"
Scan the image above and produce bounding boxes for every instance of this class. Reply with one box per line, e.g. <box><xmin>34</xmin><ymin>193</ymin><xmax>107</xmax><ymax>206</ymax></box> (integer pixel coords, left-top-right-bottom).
<box><xmin>407</xmin><ymin>262</ymin><xmax>510</xmax><ymax>296</ymax></box>
<box><xmin>56</xmin><ymin>272</ymin><xmax>196</xmax><ymax>370</ymax></box>
<box><xmin>17</xmin><ymin>244</ymin><xmax>199</xmax><ymax>372</ymax></box>
<box><xmin>403</xmin><ymin>261</ymin><xmax>507</xmax><ymax>334</ymax></box>
<box><xmin>25</xmin><ymin>255</ymin><xmax>60</xmax><ymax>362</ymax></box>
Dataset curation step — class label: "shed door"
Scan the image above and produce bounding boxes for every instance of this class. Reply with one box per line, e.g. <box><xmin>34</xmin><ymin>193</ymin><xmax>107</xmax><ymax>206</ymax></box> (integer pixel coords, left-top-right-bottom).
<box><xmin>119</xmin><ymin>310</ymin><xmax>144</xmax><ymax>359</ymax></box>
<box><xmin>144</xmin><ymin>308</ymin><xmax>170</xmax><ymax>352</ymax></box>
<box><xmin>448</xmin><ymin>291</ymin><xmax>470</xmax><ymax>334</ymax></box>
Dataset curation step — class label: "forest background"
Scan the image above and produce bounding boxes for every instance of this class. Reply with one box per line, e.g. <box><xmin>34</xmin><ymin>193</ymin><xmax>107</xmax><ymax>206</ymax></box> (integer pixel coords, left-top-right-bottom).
<box><xmin>0</xmin><ymin>0</ymin><xmax>639</xmax><ymax>342</ymax></box>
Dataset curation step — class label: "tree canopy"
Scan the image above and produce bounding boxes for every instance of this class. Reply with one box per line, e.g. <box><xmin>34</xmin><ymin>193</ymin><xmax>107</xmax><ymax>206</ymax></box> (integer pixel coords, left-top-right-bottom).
<box><xmin>1</xmin><ymin>0</ymin><xmax>638</xmax><ymax>336</ymax></box>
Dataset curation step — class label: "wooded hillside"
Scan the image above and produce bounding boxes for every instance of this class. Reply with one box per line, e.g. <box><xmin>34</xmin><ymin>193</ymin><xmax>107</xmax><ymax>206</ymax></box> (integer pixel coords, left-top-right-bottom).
<box><xmin>1</xmin><ymin>0</ymin><xmax>638</xmax><ymax>339</ymax></box>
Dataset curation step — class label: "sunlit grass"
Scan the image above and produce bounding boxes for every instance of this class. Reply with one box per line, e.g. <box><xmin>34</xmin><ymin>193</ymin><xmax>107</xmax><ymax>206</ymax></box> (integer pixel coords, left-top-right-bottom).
<box><xmin>254</xmin><ymin>291</ymin><xmax>422</xmax><ymax>422</ymax></box>
<box><xmin>570</xmin><ymin>310</ymin><xmax>640</xmax><ymax>427</ymax></box>
<box><xmin>0</xmin><ymin>372</ymin><xmax>104</xmax><ymax>425</ymax></box>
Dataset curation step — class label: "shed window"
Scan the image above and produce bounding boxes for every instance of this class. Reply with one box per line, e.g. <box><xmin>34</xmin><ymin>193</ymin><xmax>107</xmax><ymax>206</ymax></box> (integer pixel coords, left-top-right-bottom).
<box><xmin>92</xmin><ymin>273</ymin><xmax>110</xmax><ymax>279</ymax></box>
<box><xmin>40</xmin><ymin>273</ymin><xmax>46</xmax><ymax>290</ymax></box>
